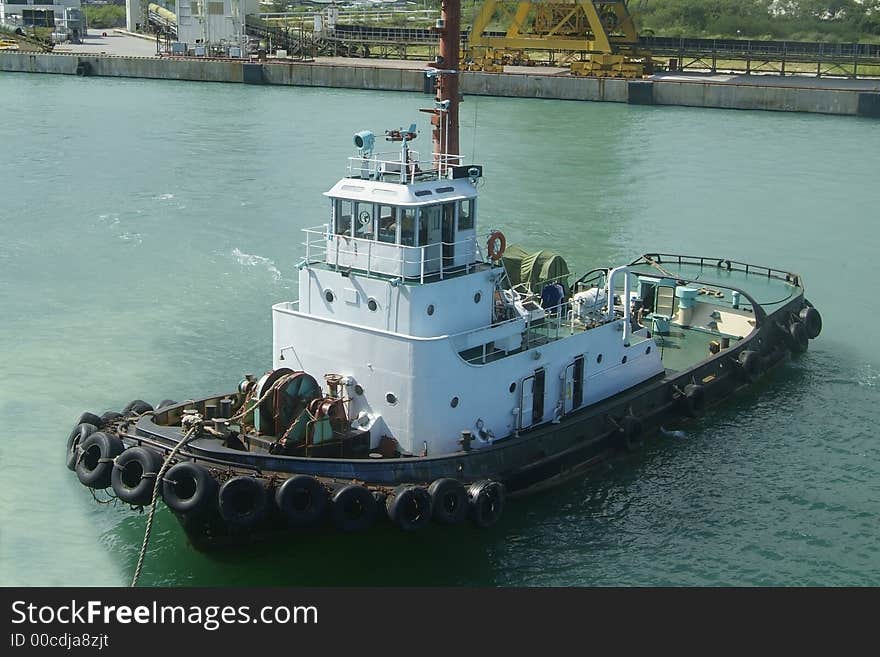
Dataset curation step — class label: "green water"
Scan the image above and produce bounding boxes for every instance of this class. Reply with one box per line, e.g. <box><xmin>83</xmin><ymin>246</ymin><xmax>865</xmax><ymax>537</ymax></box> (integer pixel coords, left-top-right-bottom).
<box><xmin>1</xmin><ymin>73</ymin><xmax>879</xmax><ymax>586</ymax></box>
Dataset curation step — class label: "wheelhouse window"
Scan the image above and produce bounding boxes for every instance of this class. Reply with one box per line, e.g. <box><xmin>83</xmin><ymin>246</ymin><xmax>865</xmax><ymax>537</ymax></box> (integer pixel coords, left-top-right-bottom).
<box><xmin>400</xmin><ymin>208</ymin><xmax>417</xmax><ymax>246</ymax></box>
<box><xmin>420</xmin><ymin>205</ymin><xmax>440</xmax><ymax>245</ymax></box>
<box><xmin>378</xmin><ymin>205</ymin><xmax>397</xmax><ymax>244</ymax></box>
<box><xmin>458</xmin><ymin>199</ymin><xmax>474</xmax><ymax>231</ymax></box>
<box><xmin>354</xmin><ymin>201</ymin><xmax>374</xmax><ymax>239</ymax></box>
<box><xmin>335</xmin><ymin>200</ymin><xmax>353</xmax><ymax>237</ymax></box>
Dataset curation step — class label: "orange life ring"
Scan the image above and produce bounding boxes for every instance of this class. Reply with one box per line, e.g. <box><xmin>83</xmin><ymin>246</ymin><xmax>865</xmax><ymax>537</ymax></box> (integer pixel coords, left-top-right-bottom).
<box><xmin>486</xmin><ymin>231</ymin><xmax>506</xmax><ymax>261</ymax></box>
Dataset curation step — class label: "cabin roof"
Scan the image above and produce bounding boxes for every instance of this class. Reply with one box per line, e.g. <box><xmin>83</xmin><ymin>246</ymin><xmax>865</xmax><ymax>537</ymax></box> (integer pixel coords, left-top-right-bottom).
<box><xmin>323</xmin><ymin>177</ymin><xmax>477</xmax><ymax>207</ymax></box>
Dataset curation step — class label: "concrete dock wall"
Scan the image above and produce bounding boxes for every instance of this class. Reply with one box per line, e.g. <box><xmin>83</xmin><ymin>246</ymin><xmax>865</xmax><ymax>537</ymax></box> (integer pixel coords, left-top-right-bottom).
<box><xmin>2</xmin><ymin>52</ymin><xmax>878</xmax><ymax>118</ymax></box>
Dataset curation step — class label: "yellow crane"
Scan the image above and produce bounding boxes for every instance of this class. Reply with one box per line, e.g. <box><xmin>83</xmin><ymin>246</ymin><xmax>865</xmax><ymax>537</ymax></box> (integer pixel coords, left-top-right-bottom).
<box><xmin>465</xmin><ymin>0</ymin><xmax>653</xmax><ymax>77</ymax></box>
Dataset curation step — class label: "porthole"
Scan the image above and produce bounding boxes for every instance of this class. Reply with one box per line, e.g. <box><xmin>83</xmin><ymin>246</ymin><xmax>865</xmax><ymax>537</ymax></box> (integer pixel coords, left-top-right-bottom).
<box><xmin>645</xmin><ymin>346</ymin><xmax>651</xmax><ymax>355</ymax></box>
<box><xmin>367</xmin><ymin>298</ymin><xmax>378</xmax><ymax>312</ymax></box>
<box><xmin>622</xmin><ymin>355</ymin><xmax>628</xmax><ymax>364</ymax></box>
<box><xmin>597</xmin><ymin>354</ymin><xmax>603</xmax><ymax>364</ymax></box>
<box><xmin>354</xmin><ymin>384</ymin><xmax>364</xmax><ymax>396</ymax></box>
<box><xmin>450</xmin><ymin>396</ymin><xmax>459</xmax><ymax>408</ymax></box>
<box><xmin>386</xmin><ymin>392</ymin><xmax>398</xmax><ymax>405</ymax></box>
<box><xmin>324</xmin><ymin>289</ymin><xmax>335</xmax><ymax>303</ymax></box>
<box><xmin>509</xmin><ymin>382</ymin><xmax>516</xmax><ymax>393</ymax></box>
<box><xmin>474</xmin><ymin>292</ymin><xmax>482</xmax><ymax>304</ymax></box>
<box><xmin>427</xmin><ymin>304</ymin><xmax>435</xmax><ymax>316</ymax></box>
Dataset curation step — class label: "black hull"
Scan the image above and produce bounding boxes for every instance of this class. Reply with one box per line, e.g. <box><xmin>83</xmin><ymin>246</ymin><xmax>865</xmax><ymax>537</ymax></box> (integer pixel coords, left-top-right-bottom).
<box><xmin>120</xmin><ymin>294</ymin><xmax>804</xmax><ymax>546</ymax></box>
<box><xmin>68</xmin><ymin>253</ymin><xmax>817</xmax><ymax>547</ymax></box>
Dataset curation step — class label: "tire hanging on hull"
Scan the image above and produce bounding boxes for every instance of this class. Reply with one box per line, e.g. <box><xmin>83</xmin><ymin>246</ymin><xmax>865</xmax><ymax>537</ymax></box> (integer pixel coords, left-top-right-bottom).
<box><xmin>162</xmin><ymin>462</ymin><xmax>217</xmax><ymax>517</ymax></box>
<box><xmin>385</xmin><ymin>485</ymin><xmax>433</xmax><ymax>531</ymax></box>
<box><xmin>275</xmin><ymin>475</ymin><xmax>329</xmax><ymax>527</ymax></box>
<box><xmin>66</xmin><ymin>422</ymin><xmax>97</xmax><ymax>471</ymax></box>
<box><xmin>331</xmin><ymin>484</ymin><xmax>376</xmax><ymax>533</ymax></box>
<box><xmin>428</xmin><ymin>478</ymin><xmax>469</xmax><ymax>525</ymax></box>
<box><xmin>468</xmin><ymin>480</ymin><xmax>505</xmax><ymax>529</ymax></box>
<box><xmin>75</xmin><ymin>431</ymin><xmax>124</xmax><ymax>489</ymax></box>
<box><xmin>111</xmin><ymin>446</ymin><xmax>162</xmax><ymax>506</ymax></box>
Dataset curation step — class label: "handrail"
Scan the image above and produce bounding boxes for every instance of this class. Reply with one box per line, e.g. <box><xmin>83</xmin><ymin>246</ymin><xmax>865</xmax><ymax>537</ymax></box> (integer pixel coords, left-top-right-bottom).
<box><xmin>301</xmin><ymin>226</ymin><xmax>489</xmax><ymax>283</ymax></box>
<box><xmin>630</xmin><ymin>253</ymin><xmax>802</xmax><ymax>289</ymax></box>
<box><xmin>347</xmin><ymin>151</ymin><xmax>461</xmax><ymax>183</ymax></box>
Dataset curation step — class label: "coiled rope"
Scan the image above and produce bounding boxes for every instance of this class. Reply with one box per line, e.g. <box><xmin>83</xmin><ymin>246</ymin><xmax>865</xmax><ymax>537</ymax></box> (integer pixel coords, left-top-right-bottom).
<box><xmin>130</xmin><ymin>423</ymin><xmax>199</xmax><ymax>587</ymax></box>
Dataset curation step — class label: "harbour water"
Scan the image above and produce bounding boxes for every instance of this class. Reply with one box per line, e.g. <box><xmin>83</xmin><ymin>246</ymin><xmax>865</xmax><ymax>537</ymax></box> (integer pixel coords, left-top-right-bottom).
<box><xmin>1</xmin><ymin>73</ymin><xmax>878</xmax><ymax>586</ymax></box>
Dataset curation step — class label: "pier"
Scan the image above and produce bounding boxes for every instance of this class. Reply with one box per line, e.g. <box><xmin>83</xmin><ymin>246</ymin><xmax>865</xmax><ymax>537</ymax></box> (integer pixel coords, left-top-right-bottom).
<box><xmin>2</xmin><ymin>50</ymin><xmax>878</xmax><ymax>118</ymax></box>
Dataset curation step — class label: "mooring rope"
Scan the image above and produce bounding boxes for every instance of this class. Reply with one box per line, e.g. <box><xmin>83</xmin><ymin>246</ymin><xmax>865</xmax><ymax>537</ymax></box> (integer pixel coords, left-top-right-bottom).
<box><xmin>131</xmin><ymin>379</ymin><xmax>285</xmax><ymax>586</ymax></box>
<box><xmin>130</xmin><ymin>423</ymin><xmax>199</xmax><ymax>588</ymax></box>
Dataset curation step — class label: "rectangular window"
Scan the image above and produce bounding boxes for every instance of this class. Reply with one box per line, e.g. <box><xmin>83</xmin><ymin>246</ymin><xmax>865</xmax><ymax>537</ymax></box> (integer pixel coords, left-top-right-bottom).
<box><xmin>208</xmin><ymin>1</ymin><xmax>224</xmax><ymax>15</ymax></box>
<box><xmin>420</xmin><ymin>205</ymin><xmax>440</xmax><ymax>245</ymax></box>
<box><xmin>353</xmin><ymin>201</ymin><xmax>375</xmax><ymax>240</ymax></box>
<box><xmin>458</xmin><ymin>199</ymin><xmax>474</xmax><ymax>231</ymax></box>
<box><xmin>335</xmin><ymin>200</ymin><xmax>353</xmax><ymax>237</ymax></box>
<box><xmin>378</xmin><ymin>205</ymin><xmax>397</xmax><ymax>244</ymax></box>
<box><xmin>400</xmin><ymin>208</ymin><xmax>416</xmax><ymax>247</ymax></box>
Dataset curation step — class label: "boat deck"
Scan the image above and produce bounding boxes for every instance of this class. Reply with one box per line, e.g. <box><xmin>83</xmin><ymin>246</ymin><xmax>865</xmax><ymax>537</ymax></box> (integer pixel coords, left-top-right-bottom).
<box><xmin>654</xmin><ymin>326</ymin><xmax>734</xmax><ymax>373</ymax></box>
<box><xmin>628</xmin><ymin>255</ymin><xmax>803</xmax><ymax>316</ymax></box>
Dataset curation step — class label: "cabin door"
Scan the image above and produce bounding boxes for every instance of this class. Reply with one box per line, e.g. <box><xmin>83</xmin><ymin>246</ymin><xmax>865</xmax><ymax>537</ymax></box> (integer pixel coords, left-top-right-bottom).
<box><xmin>441</xmin><ymin>203</ymin><xmax>455</xmax><ymax>271</ymax></box>
<box><xmin>563</xmin><ymin>356</ymin><xmax>585</xmax><ymax>414</ymax></box>
<box><xmin>422</xmin><ymin>205</ymin><xmax>442</xmax><ymax>274</ymax></box>
<box><xmin>519</xmin><ymin>368</ymin><xmax>545</xmax><ymax>430</ymax></box>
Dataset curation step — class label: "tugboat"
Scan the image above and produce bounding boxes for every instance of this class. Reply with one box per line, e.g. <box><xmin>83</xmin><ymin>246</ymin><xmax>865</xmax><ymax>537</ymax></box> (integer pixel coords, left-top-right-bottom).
<box><xmin>66</xmin><ymin>0</ymin><xmax>822</xmax><ymax>548</ymax></box>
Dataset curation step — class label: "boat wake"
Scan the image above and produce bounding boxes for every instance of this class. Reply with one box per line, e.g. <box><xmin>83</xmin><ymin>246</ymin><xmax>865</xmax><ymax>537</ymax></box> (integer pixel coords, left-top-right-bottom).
<box><xmin>229</xmin><ymin>247</ymin><xmax>283</xmax><ymax>283</ymax></box>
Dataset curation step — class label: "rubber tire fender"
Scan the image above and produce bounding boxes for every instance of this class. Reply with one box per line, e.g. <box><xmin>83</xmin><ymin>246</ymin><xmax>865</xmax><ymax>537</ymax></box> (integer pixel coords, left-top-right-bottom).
<box><xmin>76</xmin><ymin>412</ymin><xmax>103</xmax><ymax>428</ymax></box>
<box><xmin>619</xmin><ymin>415</ymin><xmax>644</xmax><ymax>452</ymax></box>
<box><xmin>799</xmin><ymin>306</ymin><xmax>822</xmax><ymax>340</ymax></box>
<box><xmin>218</xmin><ymin>476</ymin><xmax>270</xmax><ymax>531</ymax></box>
<box><xmin>737</xmin><ymin>349</ymin><xmax>761</xmax><ymax>383</ymax></box>
<box><xmin>428</xmin><ymin>478</ymin><xmax>468</xmax><ymax>525</ymax></box>
<box><xmin>682</xmin><ymin>384</ymin><xmax>706</xmax><ymax>418</ymax></box>
<box><xmin>66</xmin><ymin>422</ymin><xmax>97</xmax><ymax>471</ymax></box>
<box><xmin>161</xmin><ymin>461</ymin><xmax>218</xmax><ymax>516</ymax></box>
<box><xmin>111</xmin><ymin>446</ymin><xmax>162</xmax><ymax>506</ymax></box>
<box><xmin>75</xmin><ymin>431</ymin><xmax>124</xmax><ymax>489</ymax></box>
<box><xmin>100</xmin><ymin>411</ymin><xmax>124</xmax><ymax>424</ymax></box>
<box><xmin>788</xmin><ymin>321</ymin><xmax>809</xmax><ymax>354</ymax></box>
<box><xmin>468</xmin><ymin>480</ymin><xmax>505</xmax><ymax>529</ymax></box>
<box><xmin>331</xmin><ymin>484</ymin><xmax>377</xmax><ymax>533</ymax></box>
<box><xmin>274</xmin><ymin>474</ymin><xmax>328</xmax><ymax>527</ymax></box>
<box><xmin>385</xmin><ymin>485</ymin><xmax>433</xmax><ymax>532</ymax></box>
<box><xmin>122</xmin><ymin>399</ymin><xmax>154</xmax><ymax>416</ymax></box>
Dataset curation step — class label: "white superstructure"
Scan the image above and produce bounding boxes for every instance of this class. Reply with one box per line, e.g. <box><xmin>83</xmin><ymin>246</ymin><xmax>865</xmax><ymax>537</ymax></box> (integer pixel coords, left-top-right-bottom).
<box><xmin>271</xmin><ymin>134</ymin><xmax>665</xmax><ymax>458</ymax></box>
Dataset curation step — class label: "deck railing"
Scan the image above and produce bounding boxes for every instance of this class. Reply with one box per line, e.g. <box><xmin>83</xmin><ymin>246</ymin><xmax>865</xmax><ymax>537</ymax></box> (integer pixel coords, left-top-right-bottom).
<box><xmin>631</xmin><ymin>253</ymin><xmax>802</xmax><ymax>288</ymax></box>
<box><xmin>302</xmin><ymin>225</ymin><xmax>487</xmax><ymax>283</ymax></box>
<box><xmin>346</xmin><ymin>151</ymin><xmax>462</xmax><ymax>183</ymax></box>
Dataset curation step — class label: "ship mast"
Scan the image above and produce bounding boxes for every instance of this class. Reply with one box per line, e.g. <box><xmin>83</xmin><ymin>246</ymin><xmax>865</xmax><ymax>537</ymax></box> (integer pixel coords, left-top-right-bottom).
<box><xmin>428</xmin><ymin>0</ymin><xmax>461</xmax><ymax>168</ymax></box>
